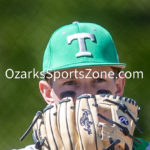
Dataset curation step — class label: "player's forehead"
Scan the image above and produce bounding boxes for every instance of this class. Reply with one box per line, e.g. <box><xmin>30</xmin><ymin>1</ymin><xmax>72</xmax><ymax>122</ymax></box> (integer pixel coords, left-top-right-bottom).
<box><xmin>59</xmin><ymin>66</ymin><xmax>113</xmax><ymax>73</ymax></box>
<box><xmin>52</xmin><ymin>66</ymin><xmax>114</xmax><ymax>84</ymax></box>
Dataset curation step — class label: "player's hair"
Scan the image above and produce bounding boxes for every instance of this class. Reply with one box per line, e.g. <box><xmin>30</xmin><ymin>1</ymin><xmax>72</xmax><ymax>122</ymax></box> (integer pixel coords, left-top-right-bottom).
<box><xmin>111</xmin><ymin>67</ymin><xmax>122</xmax><ymax>79</ymax></box>
<box><xmin>44</xmin><ymin>72</ymin><xmax>54</xmax><ymax>86</ymax></box>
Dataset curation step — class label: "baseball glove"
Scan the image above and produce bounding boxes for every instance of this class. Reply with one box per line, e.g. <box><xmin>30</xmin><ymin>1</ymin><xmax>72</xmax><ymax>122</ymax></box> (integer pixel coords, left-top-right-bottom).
<box><xmin>20</xmin><ymin>94</ymin><xmax>142</xmax><ymax>150</ymax></box>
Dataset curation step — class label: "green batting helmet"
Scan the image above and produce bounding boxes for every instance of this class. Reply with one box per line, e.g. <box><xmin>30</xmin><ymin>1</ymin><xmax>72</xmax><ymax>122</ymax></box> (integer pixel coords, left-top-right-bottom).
<box><xmin>43</xmin><ymin>21</ymin><xmax>126</xmax><ymax>72</ymax></box>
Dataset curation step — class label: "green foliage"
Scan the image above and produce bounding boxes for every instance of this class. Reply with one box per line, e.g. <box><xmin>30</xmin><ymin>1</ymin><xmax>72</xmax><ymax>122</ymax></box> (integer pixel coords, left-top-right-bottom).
<box><xmin>0</xmin><ymin>0</ymin><xmax>150</xmax><ymax>149</ymax></box>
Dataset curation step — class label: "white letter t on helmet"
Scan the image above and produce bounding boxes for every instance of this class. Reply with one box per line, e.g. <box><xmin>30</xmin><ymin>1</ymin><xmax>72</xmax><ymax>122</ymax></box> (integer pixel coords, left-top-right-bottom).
<box><xmin>67</xmin><ymin>33</ymin><xmax>95</xmax><ymax>57</ymax></box>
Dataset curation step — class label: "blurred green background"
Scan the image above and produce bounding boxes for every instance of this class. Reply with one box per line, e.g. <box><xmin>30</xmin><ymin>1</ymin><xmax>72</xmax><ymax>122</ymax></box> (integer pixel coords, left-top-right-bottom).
<box><xmin>0</xmin><ymin>0</ymin><xmax>150</xmax><ymax>149</ymax></box>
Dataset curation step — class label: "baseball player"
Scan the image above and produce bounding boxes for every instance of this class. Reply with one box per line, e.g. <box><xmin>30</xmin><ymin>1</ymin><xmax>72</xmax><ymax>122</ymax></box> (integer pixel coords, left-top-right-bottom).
<box><xmin>14</xmin><ymin>22</ymin><xmax>150</xmax><ymax>150</ymax></box>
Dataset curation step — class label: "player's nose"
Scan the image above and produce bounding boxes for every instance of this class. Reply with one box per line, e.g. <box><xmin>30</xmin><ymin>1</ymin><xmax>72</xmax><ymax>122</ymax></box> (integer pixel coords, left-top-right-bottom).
<box><xmin>78</xmin><ymin>83</ymin><xmax>95</xmax><ymax>95</ymax></box>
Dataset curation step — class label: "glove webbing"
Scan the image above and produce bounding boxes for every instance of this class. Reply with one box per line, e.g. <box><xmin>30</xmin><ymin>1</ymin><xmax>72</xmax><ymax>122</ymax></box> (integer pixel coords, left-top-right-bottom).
<box><xmin>20</xmin><ymin>94</ymin><xmax>143</xmax><ymax>150</ymax></box>
<box><xmin>104</xmin><ymin>99</ymin><xmax>143</xmax><ymax>134</ymax></box>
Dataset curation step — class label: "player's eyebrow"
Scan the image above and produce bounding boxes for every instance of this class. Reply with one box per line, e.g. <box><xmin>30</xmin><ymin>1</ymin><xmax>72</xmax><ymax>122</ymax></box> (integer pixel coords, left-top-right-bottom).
<box><xmin>62</xmin><ymin>80</ymin><xmax>76</xmax><ymax>85</ymax></box>
<box><xmin>93</xmin><ymin>78</ymin><xmax>106</xmax><ymax>83</ymax></box>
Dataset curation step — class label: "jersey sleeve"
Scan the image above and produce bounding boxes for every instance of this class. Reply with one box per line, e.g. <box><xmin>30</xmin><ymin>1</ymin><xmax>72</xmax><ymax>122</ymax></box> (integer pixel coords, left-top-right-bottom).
<box><xmin>133</xmin><ymin>137</ymin><xmax>150</xmax><ymax>150</ymax></box>
<box><xmin>12</xmin><ymin>144</ymin><xmax>38</xmax><ymax>150</ymax></box>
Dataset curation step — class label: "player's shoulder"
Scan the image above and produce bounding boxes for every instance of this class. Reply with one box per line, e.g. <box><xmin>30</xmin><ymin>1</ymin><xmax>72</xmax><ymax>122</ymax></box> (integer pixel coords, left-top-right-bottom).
<box><xmin>12</xmin><ymin>138</ymin><xmax>150</xmax><ymax>150</ymax></box>
<box><xmin>12</xmin><ymin>144</ymin><xmax>37</xmax><ymax>150</ymax></box>
<box><xmin>133</xmin><ymin>138</ymin><xmax>150</xmax><ymax>150</ymax></box>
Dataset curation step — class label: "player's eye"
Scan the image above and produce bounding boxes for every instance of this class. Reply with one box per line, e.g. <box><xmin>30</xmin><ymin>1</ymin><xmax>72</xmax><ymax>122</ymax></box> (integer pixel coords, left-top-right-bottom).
<box><xmin>63</xmin><ymin>80</ymin><xmax>76</xmax><ymax>86</ymax></box>
<box><xmin>97</xmin><ymin>89</ymin><xmax>111</xmax><ymax>94</ymax></box>
<box><xmin>94</xmin><ymin>78</ymin><xmax>106</xmax><ymax>83</ymax></box>
<box><xmin>60</xmin><ymin>91</ymin><xmax>76</xmax><ymax>99</ymax></box>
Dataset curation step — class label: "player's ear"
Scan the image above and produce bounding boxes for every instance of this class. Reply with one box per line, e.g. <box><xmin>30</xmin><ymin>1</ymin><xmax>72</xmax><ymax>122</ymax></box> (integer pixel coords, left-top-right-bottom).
<box><xmin>115</xmin><ymin>73</ymin><xmax>126</xmax><ymax>96</ymax></box>
<box><xmin>39</xmin><ymin>80</ymin><xmax>54</xmax><ymax>104</ymax></box>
